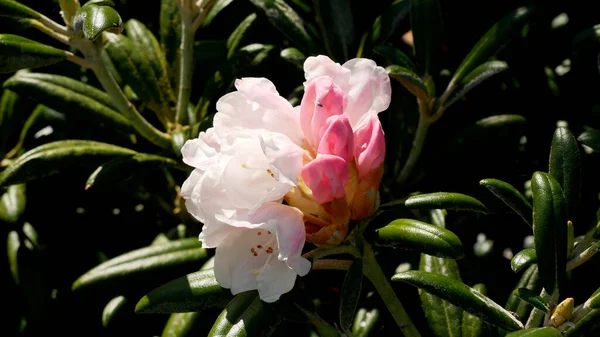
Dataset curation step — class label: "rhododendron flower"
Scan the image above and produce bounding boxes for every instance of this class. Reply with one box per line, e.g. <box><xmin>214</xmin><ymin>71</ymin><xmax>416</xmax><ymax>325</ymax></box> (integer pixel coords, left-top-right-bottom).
<box><xmin>181</xmin><ymin>55</ymin><xmax>390</xmax><ymax>302</ymax></box>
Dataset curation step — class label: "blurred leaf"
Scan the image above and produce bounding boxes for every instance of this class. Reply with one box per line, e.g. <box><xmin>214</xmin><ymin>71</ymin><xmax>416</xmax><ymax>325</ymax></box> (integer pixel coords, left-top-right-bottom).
<box><xmin>374</xmin><ymin>218</ymin><xmax>463</xmax><ymax>258</ymax></box>
<box><xmin>392</xmin><ymin>271</ymin><xmax>524</xmax><ymax>331</ymax></box>
<box><xmin>589</xmin><ymin>288</ymin><xmax>600</xmax><ymax>309</ymax></box>
<box><xmin>572</xmin><ymin>24</ymin><xmax>600</xmax><ymax>49</ymax></box>
<box><xmin>531</xmin><ymin>171</ymin><xmax>567</xmax><ymax>297</ymax></box>
<box><xmin>475</xmin><ymin>114</ymin><xmax>526</xmax><ymax>128</ymax></box>
<box><xmin>3</xmin><ymin>104</ymin><xmax>46</xmax><ymax>159</ymax></box>
<box><xmin>410</xmin><ymin>0</ymin><xmax>443</xmax><ymax>78</ymax></box>
<box><xmin>405</xmin><ymin>192</ymin><xmax>488</xmax><ymax>213</ymax></box>
<box><xmin>280</xmin><ymin>47</ymin><xmax>306</xmax><ymax>67</ymax></box>
<box><xmin>0</xmin><ymin>34</ymin><xmax>68</xmax><ymax>74</ymax></box>
<box><xmin>315</xmin><ymin>0</ymin><xmax>354</xmax><ymax>61</ymax></box>
<box><xmin>297</xmin><ymin>306</ymin><xmax>340</xmax><ymax>337</ymax></box>
<box><xmin>160</xmin><ymin>0</ymin><xmax>181</xmax><ymax>86</ymax></box>
<box><xmin>202</xmin><ymin>0</ymin><xmax>235</xmax><ymax>27</ymax></box>
<box><xmin>441</xmin><ymin>61</ymin><xmax>508</xmax><ymax>110</ymax></box>
<box><xmin>0</xmin><ymin>183</ymin><xmax>26</xmax><ymax>223</ymax></box>
<box><xmin>578</xmin><ymin>130</ymin><xmax>600</xmax><ymax>152</ymax></box>
<box><xmin>386</xmin><ymin>65</ymin><xmax>428</xmax><ymax>101</ymax></box>
<box><xmin>249</xmin><ymin>0</ymin><xmax>316</xmax><ymax>54</ymax></box>
<box><xmin>208</xmin><ymin>291</ymin><xmax>282</xmax><ymax>337</ymax></box>
<box><xmin>73</xmin><ymin>0</ymin><xmax>123</xmax><ymax>41</ymax></box>
<box><xmin>549</xmin><ymin>127</ymin><xmax>580</xmax><ymax>221</ymax></box>
<box><xmin>227</xmin><ymin>13</ymin><xmax>258</xmax><ymax>59</ymax></box>
<box><xmin>135</xmin><ymin>269</ymin><xmax>232</xmax><ymax>313</ymax></box>
<box><xmin>340</xmin><ymin>259</ymin><xmax>363</xmax><ymax>334</ymax></box>
<box><xmin>162</xmin><ymin>312</ymin><xmax>202</xmax><ymax>337</ymax></box>
<box><xmin>375</xmin><ymin>45</ymin><xmax>417</xmax><ymax>71</ymax></box>
<box><xmin>506</xmin><ymin>327</ymin><xmax>561</xmax><ymax>337</ymax></box>
<box><xmin>511</xmin><ymin>249</ymin><xmax>537</xmax><ymax>273</ymax></box>
<box><xmin>359</xmin><ymin>0</ymin><xmax>410</xmax><ymax>57</ymax></box>
<box><xmin>462</xmin><ymin>284</ymin><xmax>491</xmax><ymax>337</ymax></box>
<box><xmin>511</xmin><ymin>288</ymin><xmax>549</xmax><ymax>313</ymax></box>
<box><xmin>446</xmin><ymin>7</ymin><xmax>533</xmax><ymax>94</ymax></box>
<box><xmin>480</xmin><ymin>178</ymin><xmax>532</xmax><ymax>227</ymax></box>
<box><xmin>505</xmin><ymin>265</ymin><xmax>540</xmax><ymax>324</ymax></box>
<box><xmin>0</xmin><ymin>0</ymin><xmax>41</xmax><ymax>20</ymax></box>
<box><xmin>352</xmin><ymin>308</ymin><xmax>379</xmax><ymax>337</ymax></box>
<box><xmin>102</xmin><ymin>296</ymin><xmax>127</xmax><ymax>328</ymax></box>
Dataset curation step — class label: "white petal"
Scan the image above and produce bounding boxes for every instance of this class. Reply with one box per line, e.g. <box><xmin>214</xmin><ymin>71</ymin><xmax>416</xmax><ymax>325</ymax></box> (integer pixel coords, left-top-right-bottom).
<box><xmin>257</xmin><ymin>260</ymin><xmax>298</xmax><ymax>302</ymax></box>
<box><xmin>304</xmin><ymin>55</ymin><xmax>351</xmax><ymax>92</ymax></box>
<box><xmin>181</xmin><ymin>130</ymin><xmax>220</xmax><ymax>169</ymax></box>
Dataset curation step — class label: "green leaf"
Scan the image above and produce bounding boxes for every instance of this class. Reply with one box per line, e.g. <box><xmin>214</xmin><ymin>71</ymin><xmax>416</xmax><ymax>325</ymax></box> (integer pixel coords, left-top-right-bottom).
<box><xmin>505</xmin><ymin>327</ymin><xmax>561</xmax><ymax>337</ymax></box>
<box><xmin>315</xmin><ymin>0</ymin><xmax>354</xmax><ymax>61</ymax></box>
<box><xmin>7</xmin><ymin>230</ymin><xmax>21</xmax><ymax>284</ymax></box>
<box><xmin>446</xmin><ymin>7</ymin><xmax>533</xmax><ymax>93</ymax></box>
<box><xmin>159</xmin><ymin>0</ymin><xmax>181</xmax><ymax>87</ymax></box>
<box><xmin>374</xmin><ymin>45</ymin><xmax>417</xmax><ymax>72</ymax></box>
<box><xmin>135</xmin><ymin>269</ymin><xmax>232</xmax><ymax>313</ymax></box>
<box><xmin>441</xmin><ymin>61</ymin><xmax>508</xmax><ymax>110</ymax></box>
<box><xmin>249</xmin><ymin>0</ymin><xmax>316</xmax><ymax>54</ymax></box>
<box><xmin>549</xmin><ymin>127</ymin><xmax>581</xmax><ymax>221</ymax></box>
<box><xmin>340</xmin><ymin>259</ymin><xmax>363</xmax><ymax>334</ymax></box>
<box><xmin>227</xmin><ymin>13</ymin><xmax>258</xmax><ymax>59</ymax></box>
<box><xmin>162</xmin><ymin>312</ymin><xmax>202</xmax><ymax>337</ymax></box>
<box><xmin>72</xmin><ymin>238</ymin><xmax>206</xmax><ymax>291</ymax></box>
<box><xmin>0</xmin><ymin>34</ymin><xmax>68</xmax><ymax>73</ymax></box>
<box><xmin>578</xmin><ymin>130</ymin><xmax>600</xmax><ymax>152</ymax></box>
<box><xmin>531</xmin><ymin>171</ymin><xmax>567</xmax><ymax>296</ymax></box>
<box><xmin>405</xmin><ymin>192</ymin><xmax>488</xmax><ymax>213</ymax></box>
<box><xmin>0</xmin><ymin>0</ymin><xmax>41</xmax><ymax>20</ymax></box>
<box><xmin>504</xmin><ymin>265</ymin><xmax>540</xmax><ymax>324</ymax></box>
<box><xmin>72</xmin><ymin>0</ymin><xmax>123</xmax><ymax>41</ymax></box>
<box><xmin>385</xmin><ymin>65</ymin><xmax>428</xmax><ymax>101</ymax></box>
<box><xmin>102</xmin><ymin>296</ymin><xmax>127</xmax><ymax>328</ymax></box>
<box><xmin>480</xmin><ymin>178</ymin><xmax>532</xmax><ymax>227</ymax></box>
<box><xmin>410</xmin><ymin>0</ymin><xmax>442</xmax><ymax>77</ymax></box>
<box><xmin>474</xmin><ymin>115</ymin><xmax>526</xmax><ymax>129</ymax></box>
<box><xmin>565</xmin><ymin>309</ymin><xmax>600</xmax><ymax>337</ymax></box>
<box><xmin>280</xmin><ymin>47</ymin><xmax>306</xmax><ymax>67</ymax></box>
<box><xmin>587</xmin><ymin>288</ymin><xmax>600</xmax><ymax>309</ymax></box>
<box><xmin>462</xmin><ymin>284</ymin><xmax>490</xmax><ymax>337</ymax></box>
<box><xmin>392</xmin><ymin>271</ymin><xmax>524</xmax><ymax>331</ymax></box>
<box><xmin>352</xmin><ymin>308</ymin><xmax>379</xmax><ymax>337</ymax></box>
<box><xmin>208</xmin><ymin>291</ymin><xmax>282</xmax><ymax>337</ymax></box>
<box><xmin>3</xmin><ymin>72</ymin><xmax>133</xmax><ymax>133</ymax></box>
<box><xmin>0</xmin><ymin>184</ymin><xmax>26</xmax><ymax>223</ymax></box>
<box><xmin>202</xmin><ymin>0</ymin><xmax>235</xmax><ymax>27</ymax></box>
<box><xmin>511</xmin><ymin>249</ymin><xmax>537</xmax><ymax>273</ymax></box>
<box><xmin>374</xmin><ymin>218</ymin><xmax>464</xmax><ymax>259</ymax></box>
<box><xmin>2</xmin><ymin>104</ymin><xmax>48</xmax><ymax>160</ymax></box>
<box><xmin>358</xmin><ymin>0</ymin><xmax>410</xmax><ymax>58</ymax></box>
<box><xmin>298</xmin><ymin>306</ymin><xmax>340</xmax><ymax>337</ymax></box>
<box><xmin>512</xmin><ymin>288</ymin><xmax>549</xmax><ymax>313</ymax></box>
<box><xmin>0</xmin><ymin>140</ymin><xmax>138</xmax><ymax>187</ymax></box>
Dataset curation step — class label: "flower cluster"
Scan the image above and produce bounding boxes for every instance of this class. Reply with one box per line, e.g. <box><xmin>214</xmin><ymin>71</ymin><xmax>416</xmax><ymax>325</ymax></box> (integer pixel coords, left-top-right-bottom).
<box><xmin>181</xmin><ymin>55</ymin><xmax>391</xmax><ymax>302</ymax></box>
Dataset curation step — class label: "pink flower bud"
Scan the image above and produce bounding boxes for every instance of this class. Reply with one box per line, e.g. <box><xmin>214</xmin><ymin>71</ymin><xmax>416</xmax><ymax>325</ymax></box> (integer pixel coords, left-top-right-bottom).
<box><xmin>301</xmin><ymin>154</ymin><xmax>349</xmax><ymax>204</ymax></box>
<box><xmin>317</xmin><ymin>114</ymin><xmax>354</xmax><ymax>162</ymax></box>
<box><xmin>354</xmin><ymin>115</ymin><xmax>385</xmax><ymax>179</ymax></box>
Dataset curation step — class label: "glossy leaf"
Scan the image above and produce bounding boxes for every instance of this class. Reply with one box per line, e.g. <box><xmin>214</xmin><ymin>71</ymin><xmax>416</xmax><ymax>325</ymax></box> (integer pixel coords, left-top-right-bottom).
<box><xmin>480</xmin><ymin>178</ymin><xmax>532</xmax><ymax>227</ymax></box>
<box><xmin>589</xmin><ymin>288</ymin><xmax>600</xmax><ymax>308</ymax></box>
<box><xmin>506</xmin><ymin>327</ymin><xmax>561</xmax><ymax>337</ymax></box>
<box><xmin>577</xmin><ymin>130</ymin><xmax>600</xmax><ymax>152</ymax></box>
<box><xmin>340</xmin><ymin>259</ymin><xmax>363</xmax><ymax>334</ymax></box>
<box><xmin>462</xmin><ymin>284</ymin><xmax>490</xmax><ymax>337</ymax></box>
<box><xmin>249</xmin><ymin>0</ymin><xmax>316</xmax><ymax>53</ymax></box>
<box><xmin>202</xmin><ymin>0</ymin><xmax>235</xmax><ymax>27</ymax></box>
<box><xmin>315</xmin><ymin>0</ymin><xmax>354</xmax><ymax>61</ymax></box>
<box><xmin>549</xmin><ymin>127</ymin><xmax>581</xmax><ymax>221</ymax></box>
<box><xmin>565</xmin><ymin>309</ymin><xmax>600</xmax><ymax>337</ymax></box>
<box><xmin>410</xmin><ymin>0</ymin><xmax>442</xmax><ymax>77</ymax></box>
<box><xmin>3</xmin><ymin>72</ymin><xmax>132</xmax><ymax>133</ymax></box>
<box><xmin>0</xmin><ymin>0</ymin><xmax>41</xmax><ymax>20</ymax></box>
<box><xmin>511</xmin><ymin>249</ymin><xmax>537</xmax><ymax>273</ymax></box>
<box><xmin>386</xmin><ymin>65</ymin><xmax>428</xmax><ymax>101</ymax></box>
<box><xmin>102</xmin><ymin>296</ymin><xmax>127</xmax><ymax>328</ymax></box>
<box><xmin>512</xmin><ymin>288</ymin><xmax>550</xmax><ymax>313</ymax></box>
<box><xmin>375</xmin><ymin>218</ymin><xmax>464</xmax><ymax>258</ymax></box>
<box><xmin>0</xmin><ymin>184</ymin><xmax>26</xmax><ymax>223</ymax></box>
<box><xmin>135</xmin><ymin>269</ymin><xmax>232</xmax><ymax>313</ymax></box>
<box><xmin>531</xmin><ymin>171</ymin><xmax>567</xmax><ymax>296</ymax></box>
<box><xmin>447</xmin><ymin>7</ymin><xmax>533</xmax><ymax>92</ymax></box>
<box><xmin>441</xmin><ymin>61</ymin><xmax>508</xmax><ymax>110</ymax></box>
<box><xmin>358</xmin><ymin>0</ymin><xmax>410</xmax><ymax>58</ymax></box>
<box><xmin>405</xmin><ymin>192</ymin><xmax>488</xmax><ymax>213</ymax></box>
<box><xmin>162</xmin><ymin>312</ymin><xmax>201</xmax><ymax>337</ymax></box>
<box><xmin>280</xmin><ymin>47</ymin><xmax>306</xmax><ymax>66</ymax></box>
<box><xmin>0</xmin><ymin>34</ymin><xmax>68</xmax><ymax>73</ymax></box>
<box><xmin>374</xmin><ymin>45</ymin><xmax>417</xmax><ymax>72</ymax></box>
<box><xmin>227</xmin><ymin>13</ymin><xmax>258</xmax><ymax>58</ymax></box>
<box><xmin>72</xmin><ymin>0</ymin><xmax>123</xmax><ymax>41</ymax></box>
<box><xmin>208</xmin><ymin>291</ymin><xmax>282</xmax><ymax>337</ymax></box>
<box><xmin>392</xmin><ymin>271</ymin><xmax>524</xmax><ymax>331</ymax></box>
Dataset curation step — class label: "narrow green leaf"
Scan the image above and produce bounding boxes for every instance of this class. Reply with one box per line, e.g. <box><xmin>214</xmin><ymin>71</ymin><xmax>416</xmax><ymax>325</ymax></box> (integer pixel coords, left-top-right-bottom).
<box><xmin>512</xmin><ymin>288</ymin><xmax>550</xmax><ymax>313</ymax></box>
<box><xmin>298</xmin><ymin>306</ymin><xmax>340</xmax><ymax>337</ymax></box>
<box><xmin>0</xmin><ymin>140</ymin><xmax>138</xmax><ymax>187</ymax></box>
<box><xmin>0</xmin><ymin>184</ymin><xmax>26</xmax><ymax>223</ymax></box>
<box><xmin>475</xmin><ymin>114</ymin><xmax>526</xmax><ymax>128</ymax></box>
<box><xmin>385</xmin><ymin>65</ymin><xmax>428</xmax><ymax>101</ymax></box>
<box><xmin>480</xmin><ymin>178</ymin><xmax>532</xmax><ymax>227</ymax></box>
<box><xmin>202</xmin><ymin>0</ymin><xmax>235</xmax><ymax>27</ymax></box>
<box><xmin>315</xmin><ymin>0</ymin><xmax>354</xmax><ymax>61</ymax></box>
<box><xmin>578</xmin><ymin>130</ymin><xmax>600</xmax><ymax>152</ymax></box>
<box><xmin>374</xmin><ymin>45</ymin><xmax>417</xmax><ymax>72</ymax></box>
<box><xmin>208</xmin><ymin>291</ymin><xmax>282</xmax><ymax>337</ymax></box>
<box><xmin>7</xmin><ymin>230</ymin><xmax>20</xmax><ymax>284</ymax></box>
<box><xmin>447</xmin><ymin>7</ymin><xmax>533</xmax><ymax>92</ymax></box>
<box><xmin>280</xmin><ymin>47</ymin><xmax>306</xmax><ymax>67</ymax></box>
<box><xmin>549</xmin><ymin>127</ymin><xmax>581</xmax><ymax>221</ymax></box>
<box><xmin>340</xmin><ymin>259</ymin><xmax>363</xmax><ymax>334</ymax></box>
<box><xmin>102</xmin><ymin>296</ymin><xmax>127</xmax><ymax>328</ymax></box>
<box><xmin>352</xmin><ymin>308</ymin><xmax>379</xmax><ymax>337</ymax></box>
<box><xmin>375</xmin><ymin>219</ymin><xmax>464</xmax><ymax>259</ymax></box>
<box><xmin>506</xmin><ymin>327</ymin><xmax>561</xmax><ymax>337</ymax></box>
<box><xmin>565</xmin><ymin>309</ymin><xmax>600</xmax><ymax>337</ymax></box>
<box><xmin>441</xmin><ymin>60</ymin><xmax>508</xmax><ymax>110</ymax></box>
<box><xmin>410</xmin><ymin>0</ymin><xmax>442</xmax><ymax>77</ymax></box>
<box><xmin>72</xmin><ymin>0</ymin><xmax>123</xmax><ymax>41</ymax></box>
<box><xmin>162</xmin><ymin>312</ymin><xmax>201</xmax><ymax>337</ymax></box>
<box><xmin>3</xmin><ymin>72</ymin><xmax>132</xmax><ymax>133</ymax></box>
<box><xmin>3</xmin><ymin>105</ymin><xmax>49</xmax><ymax>159</ymax></box>
<box><xmin>392</xmin><ymin>271</ymin><xmax>524</xmax><ymax>331</ymax></box>
<box><xmin>227</xmin><ymin>13</ymin><xmax>258</xmax><ymax>59</ymax></box>
<box><xmin>504</xmin><ymin>264</ymin><xmax>540</xmax><ymax>324</ymax></box>
<box><xmin>249</xmin><ymin>0</ymin><xmax>316</xmax><ymax>53</ymax></box>
<box><xmin>0</xmin><ymin>34</ymin><xmax>68</xmax><ymax>73</ymax></box>
<box><xmin>159</xmin><ymin>0</ymin><xmax>181</xmax><ymax>87</ymax></box>
<box><xmin>589</xmin><ymin>288</ymin><xmax>600</xmax><ymax>309</ymax></box>
<box><xmin>358</xmin><ymin>0</ymin><xmax>410</xmax><ymax>58</ymax></box>
<box><xmin>462</xmin><ymin>284</ymin><xmax>490</xmax><ymax>337</ymax></box>
<box><xmin>532</xmin><ymin>171</ymin><xmax>567</xmax><ymax>296</ymax></box>
<box><xmin>405</xmin><ymin>192</ymin><xmax>488</xmax><ymax>213</ymax></box>
<box><xmin>511</xmin><ymin>249</ymin><xmax>537</xmax><ymax>273</ymax></box>
<box><xmin>0</xmin><ymin>0</ymin><xmax>42</xmax><ymax>20</ymax></box>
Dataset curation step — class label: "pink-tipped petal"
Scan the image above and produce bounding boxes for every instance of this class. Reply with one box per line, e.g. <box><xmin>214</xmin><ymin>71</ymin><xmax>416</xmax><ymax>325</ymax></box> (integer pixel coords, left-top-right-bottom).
<box><xmin>354</xmin><ymin>115</ymin><xmax>386</xmax><ymax>179</ymax></box>
<box><xmin>301</xmin><ymin>154</ymin><xmax>350</xmax><ymax>204</ymax></box>
<box><xmin>317</xmin><ymin>114</ymin><xmax>354</xmax><ymax>162</ymax></box>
